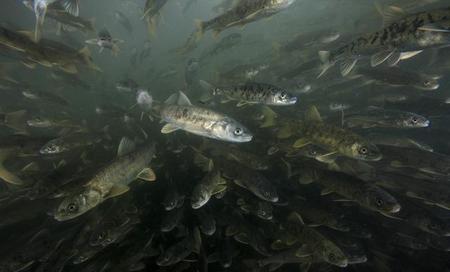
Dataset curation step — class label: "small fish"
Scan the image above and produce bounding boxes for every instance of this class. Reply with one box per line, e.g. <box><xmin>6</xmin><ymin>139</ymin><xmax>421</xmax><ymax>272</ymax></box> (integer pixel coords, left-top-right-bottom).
<box><xmin>86</xmin><ymin>28</ymin><xmax>124</xmax><ymax>56</ymax></box>
<box><xmin>199</xmin><ymin>80</ymin><xmax>297</xmax><ymax>107</ymax></box>
<box><xmin>191</xmin><ymin>169</ymin><xmax>227</xmax><ymax>209</ymax></box>
<box><xmin>114</xmin><ymin>10</ymin><xmax>133</xmax><ymax>34</ymax></box>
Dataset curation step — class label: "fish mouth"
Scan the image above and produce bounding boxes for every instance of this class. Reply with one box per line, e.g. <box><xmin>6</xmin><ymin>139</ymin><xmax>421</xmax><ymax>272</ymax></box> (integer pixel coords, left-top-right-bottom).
<box><xmin>287</xmin><ymin>97</ymin><xmax>298</xmax><ymax>105</ymax></box>
<box><xmin>390</xmin><ymin>203</ymin><xmax>401</xmax><ymax>213</ymax></box>
<box><xmin>237</xmin><ymin>135</ymin><xmax>253</xmax><ymax>142</ymax></box>
<box><xmin>422</xmin><ymin>120</ymin><xmax>431</xmax><ymax>127</ymax></box>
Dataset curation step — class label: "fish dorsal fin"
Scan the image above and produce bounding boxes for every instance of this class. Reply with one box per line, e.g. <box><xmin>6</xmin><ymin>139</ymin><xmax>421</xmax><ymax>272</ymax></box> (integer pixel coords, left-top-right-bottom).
<box><xmin>177</xmin><ymin>91</ymin><xmax>192</xmax><ymax>106</ymax></box>
<box><xmin>137</xmin><ymin>168</ymin><xmax>156</xmax><ymax>182</ymax></box>
<box><xmin>164</xmin><ymin>93</ymin><xmax>178</xmax><ymax>104</ymax></box>
<box><xmin>375</xmin><ymin>3</ymin><xmax>405</xmax><ymax>27</ymax></box>
<box><xmin>287</xmin><ymin>212</ymin><xmax>304</xmax><ymax>225</ymax></box>
<box><xmin>305</xmin><ymin>106</ymin><xmax>322</xmax><ymax>122</ymax></box>
<box><xmin>117</xmin><ymin>137</ymin><xmax>135</xmax><ymax>157</ymax></box>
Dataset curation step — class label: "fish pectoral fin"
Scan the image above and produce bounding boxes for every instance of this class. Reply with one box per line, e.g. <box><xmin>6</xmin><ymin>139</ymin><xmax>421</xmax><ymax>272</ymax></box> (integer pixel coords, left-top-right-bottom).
<box><xmin>117</xmin><ymin>137</ymin><xmax>136</xmax><ymax>157</ymax></box>
<box><xmin>193</xmin><ymin>152</ymin><xmax>214</xmax><ymax>172</ymax></box>
<box><xmin>315</xmin><ymin>152</ymin><xmax>338</xmax><ymax>163</ymax></box>
<box><xmin>405</xmin><ymin>191</ymin><xmax>422</xmax><ymax>200</ymax></box>
<box><xmin>305</xmin><ymin>105</ymin><xmax>322</xmax><ymax>122</ymax></box>
<box><xmin>320</xmin><ymin>188</ymin><xmax>334</xmax><ymax>196</ymax></box>
<box><xmin>299</xmin><ymin>262</ymin><xmax>312</xmax><ymax>272</ymax></box>
<box><xmin>400</xmin><ymin>50</ymin><xmax>423</xmax><ymax>60</ymax></box>
<box><xmin>233</xmin><ymin>178</ymin><xmax>245</xmax><ymax>188</ymax></box>
<box><xmin>212</xmin><ymin>184</ymin><xmax>227</xmax><ymax>195</ymax></box>
<box><xmin>371</xmin><ymin>50</ymin><xmax>395</xmax><ymax>67</ymax></box>
<box><xmin>339</xmin><ymin>58</ymin><xmax>357</xmax><ymax>76</ymax></box>
<box><xmin>293</xmin><ymin>138</ymin><xmax>311</xmax><ymax>149</ymax></box>
<box><xmin>385</xmin><ymin>50</ymin><xmax>402</xmax><ymax>66</ymax></box>
<box><xmin>234</xmin><ymin>233</ymin><xmax>250</xmax><ymax>245</ymax></box>
<box><xmin>18</xmin><ymin>30</ymin><xmax>35</xmax><ymax>40</ymax></box>
<box><xmin>161</xmin><ymin>123</ymin><xmax>180</xmax><ymax>134</ymax></box>
<box><xmin>390</xmin><ymin>160</ymin><xmax>405</xmax><ymax>168</ymax></box>
<box><xmin>287</xmin><ymin>212</ymin><xmax>305</xmax><ymax>225</ymax></box>
<box><xmin>137</xmin><ymin>168</ymin><xmax>156</xmax><ymax>182</ymax></box>
<box><xmin>418</xmin><ymin>24</ymin><xmax>450</xmax><ymax>33</ymax></box>
<box><xmin>260</xmin><ymin>106</ymin><xmax>278</xmax><ymax>128</ymax></box>
<box><xmin>236</xmin><ymin>101</ymin><xmax>249</xmax><ymax>107</ymax></box>
<box><xmin>239</xmin><ymin>205</ymin><xmax>251</xmax><ymax>213</ymax></box>
<box><xmin>60</xmin><ymin>64</ymin><xmax>78</xmax><ymax>74</ymax></box>
<box><xmin>277</xmin><ymin>125</ymin><xmax>294</xmax><ymax>139</ymax></box>
<box><xmin>106</xmin><ymin>184</ymin><xmax>130</xmax><ymax>199</ymax></box>
<box><xmin>21</xmin><ymin>60</ymin><xmax>37</xmax><ymax>69</ymax></box>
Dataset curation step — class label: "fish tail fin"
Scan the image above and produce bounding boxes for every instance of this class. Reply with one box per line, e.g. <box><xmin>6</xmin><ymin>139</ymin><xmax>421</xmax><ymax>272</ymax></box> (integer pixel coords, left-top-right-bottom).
<box><xmin>0</xmin><ymin>149</ymin><xmax>24</xmax><ymax>185</ymax></box>
<box><xmin>34</xmin><ymin>4</ymin><xmax>47</xmax><ymax>42</ymax></box>
<box><xmin>272</xmin><ymin>42</ymin><xmax>281</xmax><ymax>58</ymax></box>
<box><xmin>61</xmin><ymin>0</ymin><xmax>80</xmax><ymax>16</ymax></box>
<box><xmin>195</xmin><ymin>19</ymin><xmax>204</xmax><ymax>41</ymax></box>
<box><xmin>3</xmin><ymin>110</ymin><xmax>28</xmax><ymax>135</ymax></box>
<box><xmin>78</xmin><ymin>46</ymin><xmax>102</xmax><ymax>72</ymax></box>
<box><xmin>317</xmin><ymin>50</ymin><xmax>332</xmax><ymax>78</ymax></box>
<box><xmin>260</xmin><ymin>106</ymin><xmax>278</xmax><ymax>128</ymax></box>
<box><xmin>198</xmin><ymin>80</ymin><xmax>215</xmax><ymax>103</ymax></box>
<box><xmin>111</xmin><ymin>43</ymin><xmax>120</xmax><ymax>57</ymax></box>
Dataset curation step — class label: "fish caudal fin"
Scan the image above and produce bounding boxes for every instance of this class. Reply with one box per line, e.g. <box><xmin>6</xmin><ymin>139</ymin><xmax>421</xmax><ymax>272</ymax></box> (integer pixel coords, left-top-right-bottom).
<box><xmin>0</xmin><ymin>149</ymin><xmax>24</xmax><ymax>185</ymax></box>
<box><xmin>198</xmin><ymin>80</ymin><xmax>215</xmax><ymax>103</ymax></box>
<box><xmin>61</xmin><ymin>0</ymin><xmax>80</xmax><ymax>16</ymax></box>
<box><xmin>195</xmin><ymin>19</ymin><xmax>204</xmax><ymax>41</ymax></box>
<box><xmin>4</xmin><ymin>110</ymin><xmax>28</xmax><ymax>135</ymax></box>
<box><xmin>317</xmin><ymin>51</ymin><xmax>332</xmax><ymax>78</ymax></box>
<box><xmin>34</xmin><ymin>4</ymin><xmax>47</xmax><ymax>42</ymax></box>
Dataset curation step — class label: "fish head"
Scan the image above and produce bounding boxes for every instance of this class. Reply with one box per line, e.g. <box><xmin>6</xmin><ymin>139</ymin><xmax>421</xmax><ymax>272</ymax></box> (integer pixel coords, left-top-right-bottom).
<box><xmin>322</xmin><ymin>241</ymin><xmax>348</xmax><ymax>267</ymax></box>
<box><xmin>417</xmin><ymin>77</ymin><xmax>439</xmax><ymax>90</ymax></box>
<box><xmin>256</xmin><ymin>202</ymin><xmax>273</xmax><ymax>220</ymax></box>
<box><xmin>366</xmin><ymin>186</ymin><xmax>401</xmax><ymax>214</ymax></box>
<box><xmin>348</xmin><ymin>142</ymin><xmax>382</xmax><ymax>161</ymax></box>
<box><xmin>40</xmin><ymin>139</ymin><xmax>67</xmax><ymax>154</ymax></box>
<box><xmin>191</xmin><ymin>184</ymin><xmax>210</xmax><ymax>209</ymax></box>
<box><xmin>401</xmin><ymin>113</ymin><xmax>430</xmax><ymax>128</ymax></box>
<box><xmin>267</xmin><ymin>90</ymin><xmax>297</xmax><ymax>106</ymax></box>
<box><xmin>156</xmin><ymin>248</ymin><xmax>177</xmax><ymax>266</ymax></box>
<box><xmin>213</xmin><ymin>119</ymin><xmax>253</xmax><ymax>142</ymax></box>
<box><xmin>54</xmin><ymin>190</ymin><xmax>102</xmax><ymax>221</ymax></box>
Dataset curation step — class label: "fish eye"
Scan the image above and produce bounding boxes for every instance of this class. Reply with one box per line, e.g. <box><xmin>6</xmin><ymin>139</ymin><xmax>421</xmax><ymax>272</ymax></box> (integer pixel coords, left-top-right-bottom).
<box><xmin>280</xmin><ymin>92</ymin><xmax>287</xmax><ymax>99</ymax></box>
<box><xmin>375</xmin><ymin>198</ymin><xmax>384</xmax><ymax>207</ymax></box>
<box><xmin>234</xmin><ymin>128</ymin><xmax>243</xmax><ymax>136</ymax></box>
<box><xmin>67</xmin><ymin>203</ymin><xmax>78</xmax><ymax>212</ymax></box>
<box><xmin>411</xmin><ymin>117</ymin><xmax>418</xmax><ymax>124</ymax></box>
<box><xmin>429</xmin><ymin>222</ymin><xmax>438</xmax><ymax>230</ymax></box>
<box><xmin>359</xmin><ymin>147</ymin><xmax>368</xmax><ymax>154</ymax></box>
<box><xmin>328</xmin><ymin>253</ymin><xmax>336</xmax><ymax>262</ymax></box>
<box><xmin>309</xmin><ymin>150</ymin><xmax>317</xmax><ymax>156</ymax></box>
<box><xmin>424</xmin><ymin>80</ymin><xmax>431</xmax><ymax>86</ymax></box>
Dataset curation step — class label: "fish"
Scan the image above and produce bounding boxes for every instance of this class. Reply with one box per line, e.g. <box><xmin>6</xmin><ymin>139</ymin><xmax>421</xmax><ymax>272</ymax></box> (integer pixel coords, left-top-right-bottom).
<box><xmin>318</xmin><ymin>6</ymin><xmax>450</xmax><ymax>77</ymax></box>
<box><xmin>277</xmin><ymin>106</ymin><xmax>382</xmax><ymax>161</ymax></box>
<box><xmin>282</xmin><ymin>212</ymin><xmax>349</xmax><ymax>267</ymax></box>
<box><xmin>195</xmin><ymin>0</ymin><xmax>295</xmax><ymax>39</ymax></box>
<box><xmin>31</xmin><ymin>0</ymin><xmax>80</xmax><ymax>41</ymax></box>
<box><xmin>299</xmin><ymin>169</ymin><xmax>401</xmax><ymax>215</ymax></box>
<box><xmin>156</xmin><ymin>227</ymin><xmax>201</xmax><ymax>266</ymax></box>
<box><xmin>0</xmin><ymin>27</ymin><xmax>100</xmax><ymax>74</ymax></box>
<box><xmin>114</xmin><ymin>10</ymin><xmax>133</xmax><ymax>34</ymax></box>
<box><xmin>54</xmin><ymin>139</ymin><xmax>156</xmax><ymax>221</ymax></box>
<box><xmin>86</xmin><ymin>28</ymin><xmax>124</xmax><ymax>56</ymax></box>
<box><xmin>355</xmin><ymin>66</ymin><xmax>440</xmax><ymax>90</ymax></box>
<box><xmin>344</xmin><ymin>107</ymin><xmax>430</xmax><ymax>129</ymax></box>
<box><xmin>142</xmin><ymin>0</ymin><xmax>169</xmax><ymax>36</ymax></box>
<box><xmin>159</xmin><ymin>91</ymin><xmax>253</xmax><ymax>142</ymax></box>
<box><xmin>191</xmin><ymin>169</ymin><xmax>227</xmax><ymax>209</ymax></box>
<box><xmin>199</xmin><ymin>33</ymin><xmax>242</xmax><ymax>62</ymax></box>
<box><xmin>199</xmin><ymin>80</ymin><xmax>297</xmax><ymax>107</ymax></box>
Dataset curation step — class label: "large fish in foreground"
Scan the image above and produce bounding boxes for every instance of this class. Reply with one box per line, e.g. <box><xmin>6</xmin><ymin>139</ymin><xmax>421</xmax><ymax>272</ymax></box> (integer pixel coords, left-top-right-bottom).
<box><xmin>318</xmin><ymin>5</ymin><xmax>450</xmax><ymax>77</ymax></box>
<box><xmin>54</xmin><ymin>139</ymin><xmax>156</xmax><ymax>221</ymax></box>
<box><xmin>31</xmin><ymin>0</ymin><xmax>80</xmax><ymax>41</ymax></box>
<box><xmin>195</xmin><ymin>0</ymin><xmax>295</xmax><ymax>38</ymax></box>
<box><xmin>158</xmin><ymin>91</ymin><xmax>253</xmax><ymax>143</ymax></box>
